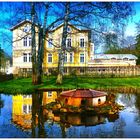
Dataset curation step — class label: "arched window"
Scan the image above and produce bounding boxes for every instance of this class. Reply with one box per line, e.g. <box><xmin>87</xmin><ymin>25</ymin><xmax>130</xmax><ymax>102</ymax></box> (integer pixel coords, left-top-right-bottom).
<box><xmin>98</xmin><ymin>98</ymin><xmax>101</xmax><ymax>105</ymax></box>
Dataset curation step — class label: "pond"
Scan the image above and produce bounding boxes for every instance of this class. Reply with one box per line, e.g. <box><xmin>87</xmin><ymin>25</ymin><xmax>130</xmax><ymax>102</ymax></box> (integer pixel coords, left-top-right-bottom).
<box><xmin>0</xmin><ymin>92</ymin><xmax>140</xmax><ymax>138</ymax></box>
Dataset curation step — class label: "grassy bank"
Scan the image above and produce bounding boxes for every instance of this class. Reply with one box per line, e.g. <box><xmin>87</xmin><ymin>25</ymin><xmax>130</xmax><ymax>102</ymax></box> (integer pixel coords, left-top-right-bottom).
<box><xmin>0</xmin><ymin>76</ymin><xmax>140</xmax><ymax>94</ymax></box>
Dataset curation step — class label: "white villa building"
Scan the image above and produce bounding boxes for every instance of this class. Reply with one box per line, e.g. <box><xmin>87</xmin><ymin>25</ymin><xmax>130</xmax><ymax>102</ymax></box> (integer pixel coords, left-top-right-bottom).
<box><xmin>89</xmin><ymin>54</ymin><xmax>137</xmax><ymax>67</ymax></box>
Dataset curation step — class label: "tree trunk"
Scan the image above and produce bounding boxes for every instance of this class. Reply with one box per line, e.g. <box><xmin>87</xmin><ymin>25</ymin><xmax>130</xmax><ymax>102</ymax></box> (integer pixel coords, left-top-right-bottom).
<box><xmin>37</xmin><ymin>27</ymin><xmax>43</xmax><ymax>84</ymax></box>
<box><xmin>31</xmin><ymin>3</ymin><xmax>48</xmax><ymax>85</ymax></box>
<box><xmin>31</xmin><ymin>3</ymin><xmax>38</xmax><ymax>85</ymax></box>
<box><xmin>56</xmin><ymin>3</ymin><xmax>70</xmax><ymax>84</ymax></box>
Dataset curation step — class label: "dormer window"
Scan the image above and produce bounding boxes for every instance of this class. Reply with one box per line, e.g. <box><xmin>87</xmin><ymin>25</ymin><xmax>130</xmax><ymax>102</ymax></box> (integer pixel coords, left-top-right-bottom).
<box><xmin>123</xmin><ymin>57</ymin><xmax>128</xmax><ymax>61</ymax></box>
<box><xmin>48</xmin><ymin>39</ymin><xmax>53</xmax><ymax>48</ymax></box>
<box><xmin>111</xmin><ymin>58</ymin><xmax>116</xmax><ymax>60</ymax></box>
<box><xmin>67</xmin><ymin>27</ymin><xmax>71</xmax><ymax>32</ymax></box>
<box><xmin>23</xmin><ymin>26</ymin><xmax>31</xmax><ymax>32</ymax></box>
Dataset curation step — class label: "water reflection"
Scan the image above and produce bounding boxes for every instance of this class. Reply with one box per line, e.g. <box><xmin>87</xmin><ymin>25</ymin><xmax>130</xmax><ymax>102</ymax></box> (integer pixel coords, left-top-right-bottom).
<box><xmin>0</xmin><ymin>92</ymin><xmax>140</xmax><ymax>138</ymax></box>
<box><xmin>134</xmin><ymin>94</ymin><xmax>140</xmax><ymax>125</ymax></box>
<box><xmin>11</xmin><ymin>91</ymin><xmax>120</xmax><ymax>137</ymax></box>
<box><xmin>0</xmin><ymin>94</ymin><xmax>4</xmax><ymax>115</ymax></box>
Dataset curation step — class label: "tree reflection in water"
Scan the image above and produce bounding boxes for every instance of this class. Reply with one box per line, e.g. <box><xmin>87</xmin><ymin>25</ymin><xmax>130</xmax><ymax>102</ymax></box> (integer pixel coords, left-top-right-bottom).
<box><xmin>32</xmin><ymin>91</ymin><xmax>46</xmax><ymax>138</ymax></box>
<box><xmin>0</xmin><ymin>94</ymin><xmax>4</xmax><ymax>115</ymax></box>
<box><xmin>134</xmin><ymin>94</ymin><xmax>140</xmax><ymax>125</ymax></box>
<box><xmin>30</xmin><ymin>92</ymin><xmax>139</xmax><ymax>138</ymax></box>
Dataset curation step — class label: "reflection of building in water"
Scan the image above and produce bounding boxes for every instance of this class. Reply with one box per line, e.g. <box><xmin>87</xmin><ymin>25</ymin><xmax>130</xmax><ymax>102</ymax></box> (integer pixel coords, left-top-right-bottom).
<box><xmin>12</xmin><ymin>95</ymin><xmax>32</xmax><ymax>130</ymax></box>
<box><xmin>12</xmin><ymin>91</ymin><xmax>57</xmax><ymax>130</ymax></box>
<box><xmin>42</xmin><ymin>91</ymin><xmax>57</xmax><ymax>105</ymax></box>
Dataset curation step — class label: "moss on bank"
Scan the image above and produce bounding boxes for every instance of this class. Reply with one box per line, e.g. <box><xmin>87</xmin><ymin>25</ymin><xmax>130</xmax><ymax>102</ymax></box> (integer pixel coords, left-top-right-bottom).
<box><xmin>0</xmin><ymin>76</ymin><xmax>140</xmax><ymax>94</ymax></box>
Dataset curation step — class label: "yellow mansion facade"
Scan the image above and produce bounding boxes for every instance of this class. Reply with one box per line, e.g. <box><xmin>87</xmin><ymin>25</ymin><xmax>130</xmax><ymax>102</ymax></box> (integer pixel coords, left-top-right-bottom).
<box><xmin>12</xmin><ymin>91</ymin><xmax>57</xmax><ymax>130</ymax></box>
<box><xmin>11</xmin><ymin>20</ymin><xmax>93</xmax><ymax>75</ymax></box>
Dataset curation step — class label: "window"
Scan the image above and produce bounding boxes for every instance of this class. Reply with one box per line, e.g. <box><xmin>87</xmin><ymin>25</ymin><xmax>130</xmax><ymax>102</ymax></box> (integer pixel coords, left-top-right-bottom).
<box><xmin>80</xmin><ymin>38</ymin><xmax>84</xmax><ymax>48</ymax></box>
<box><xmin>48</xmin><ymin>39</ymin><xmax>53</xmax><ymax>48</ymax></box>
<box><xmin>111</xmin><ymin>58</ymin><xmax>116</xmax><ymax>60</ymax></box>
<box><xmin>28</xmin><ymin>105</ymin><xmax>32</xmax><ymax>113</ymax></box>
<box><xmin>23</xmin><ymin>37</ymin><xmax>31</xmax><ymax>47</ymax></box>
<box><xmin>23</xmin><ymin>104</ymin><xmax>32</xmax><ymax>114</ymax></box>
<box><xmin>23</xmin><ymin>95</ymin><xmax>32</xmax><ymax>99</ymax></box>
<box><xmin>23</xmin><ymin>95</ymin><xmax>28</xmax><ymax>98</ymax></box>
<box><xmin>67</xmin><ymin>27</ymin><xmax>71</xmax><ymax>32</ymax></box>
<box><xmin>70</xmin><ymin>53</ymin><xmax>73</xmax><ymax>63</ymax></box>
<box><xmin>23</xmin><ymin>26</ymin><xmax>31</xmax><ymax>32</ymax></box>
<box><xmin>48</xmin><ymin>53</ymin><xmax>52</xmax><ymax>63</ymax></box>
<box><xmin>23</xmin><ymin>105</ymin><xmax>27</xmax><ymax>114</ymax></box>
<box><xmin>23</xmin><ymin>37</ymin><xmax>28</xmax><ymax>47</ymax></box>
<box><xmin>80</xmin><ymin>53</ymin><xmax>85</xmax><ymax>63</ymax></box>
<box><xmin>98</xmin><ymin>98</ymin><xmax>101</xmax><ymax>105</ymax></box>
<box><xmin>66</xmin><ymin>38</ymin><xmax>71</xmax><ymax>48</ymax></box>
<box><xmin>29</xmin><ymin>37</ymin><xmax>32</xmax><ymax>46</ymax></box>
<box><xmin>47</xmin><ymin>91</ymin><xmax>52</xmax><ymax>97</ymax></box>
<box><xmin>29</xmin><ymin>53</ymin><xmax>32</xmax><ymax>62</ymax></box>
<box><xmin>64</xmin><ymin>53</ymin><xmax>67</xmax><ymax>63</ymax></box>
<box><xmin>123</xmin><ymin>57</ymin><xmax>128</xmax><ymax>61</ymax></box>
<box><xmin>23</xmin><ymin>53</ymin><xmax>27</xmax><ymax>62</ymax></box>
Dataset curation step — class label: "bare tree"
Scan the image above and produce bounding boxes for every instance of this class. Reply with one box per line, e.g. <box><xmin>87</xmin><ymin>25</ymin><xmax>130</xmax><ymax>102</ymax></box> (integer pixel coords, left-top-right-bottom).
<box><xmin>55</xmin><ymin>2</ymin><xmax>135</xmax><ymax>84</ymax></box>
<box><xmin>56</xmin><ymin>3</ymin><xmax>70</xmax><ymax>84</ymax></box>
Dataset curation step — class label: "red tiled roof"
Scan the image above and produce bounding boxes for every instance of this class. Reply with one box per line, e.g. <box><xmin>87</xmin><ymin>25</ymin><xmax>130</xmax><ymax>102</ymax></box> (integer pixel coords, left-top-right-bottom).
<box><xmin>60</xmin><ymin>89</ymin><xmax>107</xmax><ymax>98</ymax></box>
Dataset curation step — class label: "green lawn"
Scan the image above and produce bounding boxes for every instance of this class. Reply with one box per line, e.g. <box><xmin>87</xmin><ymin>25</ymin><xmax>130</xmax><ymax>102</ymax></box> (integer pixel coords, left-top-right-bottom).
<box><xmin>0</xmin><ymin>76</ymin><xmax>140</xmax><ymax>94</ymax></box>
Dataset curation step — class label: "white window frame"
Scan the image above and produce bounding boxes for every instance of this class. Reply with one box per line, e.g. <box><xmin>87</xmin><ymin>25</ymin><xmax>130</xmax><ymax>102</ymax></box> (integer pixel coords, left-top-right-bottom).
<box><xmin>48</xmin><ymin>53</ymin><xmax>52</xmax><ymax>63</ymax></box>
<box><xmin>23</xmin><ymin>104</ymin><xmax>27</xmax><ymax>114</ymax></box>
<box><xmin>23</xmin><ymin>53</ymin><xmax>27</xmax><ymax>62</ymax></box>
<box><xmin>23</xmin><ymin>36</ymin><xmax>31</xmax><ymax>47</ymax></box>
<box><xmin>80</xmin><ymin>53</ymin><xmax>85</xmax><ymax>63</ymax></box>
<box><xmin>23</xmin><ymin>104</ymin><xmax>32</xmax><ymax>114</ymax></box>
<box><xmin>29</xmin><ymin>53</ymin><xmax>32</xmax><ymax>62</ymax></box>
<box><xmin>47</xmin><ymin>91</ymin><xmax>52</xmax><ymax>98</ymax></box>
<box><xmin>70</xmin><ymin>52</ymin><xmax>74</xmax><ymax>63</ymax></box>
<box><xmin>64</xmin><ymin>53</ymin><xmax>68</xmax><ymax>63</ymax></box>
<box><xmin>23</xmin><ymin>37</ymin><xmax>28</xmax><ymax>47</ymax></box>
<box><xmin>29</xmin><ymin>37</ymin><xmax>32</xmax><ymax>46</ymax></box>
<box><xmin>66</xmin><ymin>38</ymin><xmax>71</xmax><ymax>48</ymax></box>
<box><xmin>80</xmin><ymin>37</ymin><xmax>85</xmax><ymax>48</ymax></box>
